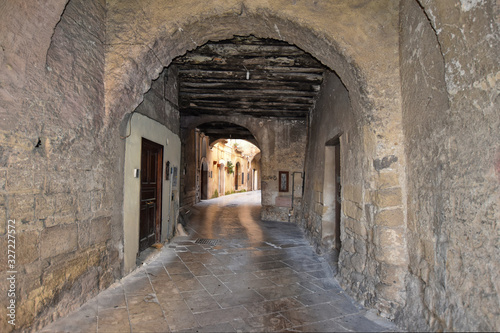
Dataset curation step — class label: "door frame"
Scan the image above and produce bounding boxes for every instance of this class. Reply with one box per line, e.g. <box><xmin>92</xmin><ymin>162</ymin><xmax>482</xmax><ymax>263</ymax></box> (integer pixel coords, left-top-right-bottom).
<box><xmin>139</xmin><ymin>138</ymin><xmax>163</xmax><ymax>250</ymax></box>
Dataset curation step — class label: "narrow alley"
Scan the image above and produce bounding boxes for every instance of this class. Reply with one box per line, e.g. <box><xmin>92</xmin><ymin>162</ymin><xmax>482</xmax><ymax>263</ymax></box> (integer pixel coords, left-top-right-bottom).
<box><xmin>41</xmin><ymin>191</ymin><xmax>397</xmax><ymax>332</ymax></box>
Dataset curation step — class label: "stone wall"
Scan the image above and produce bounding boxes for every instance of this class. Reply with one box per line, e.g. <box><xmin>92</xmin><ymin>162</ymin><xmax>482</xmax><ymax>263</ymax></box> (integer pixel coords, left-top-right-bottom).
<box><xmin>400</xmin><ymin>0</ymin><xmax>500</xmax><ymax>331</ymax></box>
<box><xmin>180</xmin><ymin>115</ymin><xmax>308</xmax><ymax>222</ymax></box>
<box><xmin>0</xmin><ymin>0</ymin><xmax>123</xmax><ymax>331</ymax></box>
<box><xmin>301</xmin><ymin>70</ymin><xmax>409</xmax><ymax>318</ymax></box>
<box><xmin>1</xmin><ymin>0</ymin><xmax>497</xmax><ymax>331</ymax></box>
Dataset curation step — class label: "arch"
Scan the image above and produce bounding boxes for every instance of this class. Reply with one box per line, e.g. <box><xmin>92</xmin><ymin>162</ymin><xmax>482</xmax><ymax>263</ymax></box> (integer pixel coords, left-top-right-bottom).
<box><xmin>189</xmin><ymin>120</ymin><xmax>261</xmax><ymax>149</ymax></box>
<box><xmin>105</xmin><ymin>1</ymin><xmax>401</xmax><ymax>128</ymax></box>
<box><xmin>104</xmin><ymin>0</ymin><xmax>407</xmax><ymax>321</ymax></box>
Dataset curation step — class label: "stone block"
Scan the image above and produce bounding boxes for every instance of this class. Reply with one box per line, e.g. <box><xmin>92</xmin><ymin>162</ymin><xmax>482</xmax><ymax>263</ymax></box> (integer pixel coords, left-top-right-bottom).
<box><xmin>344</xmin><ymin>217</ymin><xmax>367</xmax><ymax>239</ymax></box>
<box><xmin>378</xmin><ymin>263</ymin><xmax>405</xmax><ymax>286</ymax></box>
<box><xmin>91</xmin><ymin>190</ymin><xmax>103</xmax><ymax>212</ymax></box>
<box><xmin>90</xmin><ymin>216</ymin><xmax>111</xmax><ymax>246</ymax></box>
<box><xmin>0</xmin><ymin>169</ymin><xmax>6</xmax><ymax>190</ymax></box>
<box><xmin>40</xmin><ymin>224</ymin><xmax>78</xmax><ymax>259</ymax></box>
<box><xmin>374</xmin><ymin>209</ymin><xmax>404</xmax><ymax>227</ymax></box>
<box><xmin>351</xmin><ymin>253</ymin><xmax>366</xmax><ymax>273</ymax></box>
<box><xmin>343</xmin><ymin>184</ymin><xmax>363</xmax><ymax>203</ymax></box>
<box><xmin>0</xmin><ymin>207</ymin><xmax>5</xmax><ymax>235</ymax></box>
<box><xmin>314</xmin><ymin>190</ymin><xmax>323</xmax><ymax>204</ymax></box>
<box><xmin>275</xmin><ymin>196</ymin><xmax>292</xmax><ymax>208</ymax></box>
<box><xmin>41</xmin><ymin>263</ymin><xmax>67</xmax><ymax>295</ymax></box>
<box><xmin>343</xmin><ymin>200</ymin><xmax>363</xmax><ymax>220</ymax></box>
<box><xmin>373</xmin><ymin>188</ymin><xmax>402</xmax><ymax>208</ymax></box>
<box><xmin>17</xmin><ymin>231</ymin><xmax>40</xmax><ymax>265</ymax></box>
<box><xmin>375</xmin><ymin>243</ymin><xmax>407</xmax><ymax>266</ymax></box>
<box><xmin>35</xmin><ymin>194</ymin><xmax>55</xmax><ymax>221</ymax></box>
<box><xmin>374</xmin><ymin>227</ymin><xmax>405</xmax><ymax>248</ymax></box>
<box><xmin>9</xmin><ymin>194</ymin><xmax>35</xmax><ymax>226</ymax></box>
<box><xmin>375</xmin><ymin>283</ymin><xmax>405</xmax><ymax>306</ymax></box>
<box><xmin>65</xmin><ymin>253</ymin><xmax>89</xmax><ymax>283</ymax></box>
<box><xmin>6</xmin><ymin>167</ymin><xmax>33</xmax><ymax>192</ymax></box>
<box><xmin>55</xmin><ymin>193</ymin><xmax>77</xmax><ymax>216</ymax></box>
<box><xmin>377</xmin><ymin>171</ymin><xmax>399</xmax><ymax>189</ymax></box>
<box><xmin>76</xmin><ymin>191</ymin><xmax>92</xmax><ymax>220</ymax></box>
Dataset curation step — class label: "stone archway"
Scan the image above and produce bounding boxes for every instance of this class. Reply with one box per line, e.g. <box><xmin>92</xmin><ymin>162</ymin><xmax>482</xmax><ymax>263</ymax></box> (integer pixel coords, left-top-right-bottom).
<box><xmin>105</xmin><ymin>1</ymin><xmax>408</xmax><ymax>320</ymax></box>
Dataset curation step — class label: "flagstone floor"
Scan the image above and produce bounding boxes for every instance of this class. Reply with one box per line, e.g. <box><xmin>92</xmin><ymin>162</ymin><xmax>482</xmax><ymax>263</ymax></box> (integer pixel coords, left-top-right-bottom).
<box><xmin>41</xmin><ymin>191</ymin><xmax>399</xmax><ymax>332</ymax></box>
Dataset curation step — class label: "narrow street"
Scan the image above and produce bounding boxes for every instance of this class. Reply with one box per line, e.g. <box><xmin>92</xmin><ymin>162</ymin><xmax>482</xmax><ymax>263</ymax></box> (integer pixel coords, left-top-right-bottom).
<box><xmin>42</xmin><ymin>191</ymin><xmax>397</xmax><ymax>332</ymax></box>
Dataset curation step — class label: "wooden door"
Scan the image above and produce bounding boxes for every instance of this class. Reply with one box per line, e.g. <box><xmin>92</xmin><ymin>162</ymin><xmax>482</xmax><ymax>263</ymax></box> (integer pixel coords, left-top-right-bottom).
<box><xmin>139</xmin><ymin>138</ymin><xmax>163</xmax><ymax>252</ymax></box>
<box><xmin>235</xmin><ymin>163</ymin><xmax>239</xmax><ymax>190</ymax></box>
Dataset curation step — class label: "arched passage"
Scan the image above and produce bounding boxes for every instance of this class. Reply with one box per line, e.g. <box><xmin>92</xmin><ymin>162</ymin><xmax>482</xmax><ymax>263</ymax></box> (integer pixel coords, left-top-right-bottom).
<box><xmin>106</xmin><ymin>3</ymin><xmax>408</xmax><ymax>320</ymax></box>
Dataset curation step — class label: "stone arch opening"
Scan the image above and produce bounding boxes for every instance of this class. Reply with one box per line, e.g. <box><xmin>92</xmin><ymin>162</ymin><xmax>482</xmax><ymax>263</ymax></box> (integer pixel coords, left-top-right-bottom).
<box><xmin>107</xmin><ymin>4</ymin><xmax>407</xmax><ymax>320</ymax></box>
<box><xmin>186</xmin><ymin>120</ymin><xmax>261</xmax><ymax>202</ymax></box>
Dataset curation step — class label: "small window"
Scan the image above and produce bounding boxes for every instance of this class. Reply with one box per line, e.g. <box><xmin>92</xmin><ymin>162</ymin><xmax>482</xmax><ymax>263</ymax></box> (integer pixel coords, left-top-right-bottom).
<box><xmin>279</xmin><ymin>171</ymin><xmax>289</xmax><ymax>192</ymax></box>
<box><xmin>242</xmin><ymin>172</ymin><xmax>244</xmax><ymax>184</ymax></box>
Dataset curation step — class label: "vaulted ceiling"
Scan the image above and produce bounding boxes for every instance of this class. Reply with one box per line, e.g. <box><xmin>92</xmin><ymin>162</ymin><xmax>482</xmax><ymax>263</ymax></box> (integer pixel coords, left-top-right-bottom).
<box><xmin>173</xmin><ymin>35</ymin><xmax>325</xmax><ymax>120</ymax></box>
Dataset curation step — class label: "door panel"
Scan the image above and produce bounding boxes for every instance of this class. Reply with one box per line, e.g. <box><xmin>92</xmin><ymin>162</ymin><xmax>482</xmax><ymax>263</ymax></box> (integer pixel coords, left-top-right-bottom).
<box><xmin>139</xmin><ymin>138</ymin><xmax>163</xmax><ymax>252</ymax></box>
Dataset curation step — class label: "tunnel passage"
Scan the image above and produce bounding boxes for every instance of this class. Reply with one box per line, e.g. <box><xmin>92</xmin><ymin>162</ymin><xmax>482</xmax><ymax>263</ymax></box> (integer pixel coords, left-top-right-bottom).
<box><xmin>16</xmin><ymin>0</ymin><xmax>500</xmax><ymax>331</ymax></box>
<box><xmin>175</xmin><ymin>36</ymin><xmax>325</xmax><ymax>223</ymax></box>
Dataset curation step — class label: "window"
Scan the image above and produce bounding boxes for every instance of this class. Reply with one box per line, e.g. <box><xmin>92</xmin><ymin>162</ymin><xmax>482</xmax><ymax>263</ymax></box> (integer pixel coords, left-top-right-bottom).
<box><xmin>279</xmin><ymin>171</ymin><xmax>289</xmax><ymax>192</ymax></box>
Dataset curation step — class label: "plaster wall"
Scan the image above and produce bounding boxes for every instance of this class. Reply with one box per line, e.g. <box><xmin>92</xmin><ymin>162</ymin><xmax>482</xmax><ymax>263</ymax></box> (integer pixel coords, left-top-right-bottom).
<box><xmin>122</xmin><ymin>112</ymin><xmax>181</xmax><ymax>273</ymax></box>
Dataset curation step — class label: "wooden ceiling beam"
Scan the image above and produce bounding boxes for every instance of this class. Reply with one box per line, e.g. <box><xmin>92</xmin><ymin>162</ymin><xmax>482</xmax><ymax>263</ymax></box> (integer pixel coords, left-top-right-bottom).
<box><xmin>182</xmin><ymin>106</ymin><xmax>309</xmax><ymax>116</ymax></box>
<box><xmin>179</xmin><ymin>81</ymin><xmax>320</xmax><ymax>92</ymax></box>
<box><xmin>178</xmin><ymin>70</ymin><xmax>323</xmax><ymax>82</ymax></box>
<box><xmin>179</xmin><ymin>89</ymin><xmax>317</xmax><ymax>97</ymax></box>
<box><xmin>182</xmin><ymin>100</ymin><xmax>313</xmax><ymax>109</ymax></box>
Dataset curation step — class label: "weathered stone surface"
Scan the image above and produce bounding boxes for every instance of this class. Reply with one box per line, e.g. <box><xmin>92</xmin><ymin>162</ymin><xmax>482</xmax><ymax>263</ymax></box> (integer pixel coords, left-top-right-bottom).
<box><xmin>0</xmin><ymin>0</ymin><xmax>498</xmax><ymax>331</ymax></box>
<box><xmin>400</xmin><ymin>0</ymin><xmax>500</xmax><ymax>330</ymax></box>
<box><xmin>17</xmin><ymin>231</ymin><xmax>40</xmax><ymax>265</ymax></box>
<box><xmin>40</xmin><ymin>224</ymin><xmax>78</xmax><ymax>259</ymax></box>
<box><xmin>374</xmin><ymin>209</ymin><xmax>405</xmax><ymax>228</ymax></box>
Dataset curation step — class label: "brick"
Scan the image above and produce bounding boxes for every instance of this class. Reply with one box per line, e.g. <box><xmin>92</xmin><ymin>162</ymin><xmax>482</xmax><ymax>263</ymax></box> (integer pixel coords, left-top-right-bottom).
<box><xmin>40</xmin><ymin>224</ymin><xmax>78</xmax><ymax>259</ymax></box>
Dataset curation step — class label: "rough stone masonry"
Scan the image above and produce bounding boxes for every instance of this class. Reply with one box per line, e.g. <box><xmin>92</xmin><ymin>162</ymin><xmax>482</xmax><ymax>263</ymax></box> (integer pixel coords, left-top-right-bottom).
<box><xmin>0</xmin><ymin>0</ymin><xmax>498</xmax><ymax>332</ymax></box>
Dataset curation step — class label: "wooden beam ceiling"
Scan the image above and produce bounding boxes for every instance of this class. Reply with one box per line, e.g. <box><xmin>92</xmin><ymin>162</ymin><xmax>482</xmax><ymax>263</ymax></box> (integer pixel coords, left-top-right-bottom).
<box><xmin>173</xmin><ymin>35</ymin><xmax>325</xmax><ymax>119</ymax></box>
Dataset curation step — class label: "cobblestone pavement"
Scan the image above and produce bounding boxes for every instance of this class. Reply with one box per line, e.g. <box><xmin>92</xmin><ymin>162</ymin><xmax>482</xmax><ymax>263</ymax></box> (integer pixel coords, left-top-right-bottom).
<box><xmin>41</xmin><ymin>191</ymin><xmax>399</xmax><ymax>332</ymax></box>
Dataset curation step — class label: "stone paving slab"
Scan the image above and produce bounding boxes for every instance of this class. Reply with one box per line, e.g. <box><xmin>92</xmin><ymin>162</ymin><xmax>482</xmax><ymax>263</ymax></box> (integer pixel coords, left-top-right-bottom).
<box><xmin>40</xmin><ymin>191</ymin><xmax>399</xmax><ymax>332</ymax></box>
